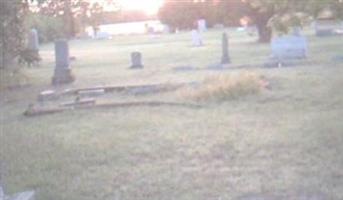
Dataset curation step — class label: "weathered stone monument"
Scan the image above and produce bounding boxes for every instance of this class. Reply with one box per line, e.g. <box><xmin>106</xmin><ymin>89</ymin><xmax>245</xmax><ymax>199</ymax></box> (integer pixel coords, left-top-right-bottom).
<box><xmin>52</xmin><ymin>40</ymin><xmax>75</xmax><ymax>85</ymax></box>
<box><xmin>191</xmin><ymin>29</ymin><xmax>202</xmax><ymax>47</ymax></box>
<box><xmin>27</xmin><ymin>28</ymin><xmax>39</xmax><ymax>52</ymax></box>
<box><xmin>221</xmin><ymin>32</ymin><xmax>230</xmax><ymax>64</ymax></box>
<box><xmin>130</xmin><ymin>52</ymin><xmax>143</xmax><ymax>69</ymax></box>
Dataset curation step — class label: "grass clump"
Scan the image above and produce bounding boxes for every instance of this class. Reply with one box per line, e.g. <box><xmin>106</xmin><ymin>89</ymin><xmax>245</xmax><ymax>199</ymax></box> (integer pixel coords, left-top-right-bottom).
<box><xmin>184</xmin><ymin>71</ymin><xmax>264</xmax><ymax>102</ymax></box>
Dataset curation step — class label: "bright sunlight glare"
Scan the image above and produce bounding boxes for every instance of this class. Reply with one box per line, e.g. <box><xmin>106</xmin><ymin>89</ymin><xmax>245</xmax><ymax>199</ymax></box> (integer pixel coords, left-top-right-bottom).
<box><xmin>117</xmin><ymin>0</ymin><xmax>163</xmax><ymax>15</ymax></box>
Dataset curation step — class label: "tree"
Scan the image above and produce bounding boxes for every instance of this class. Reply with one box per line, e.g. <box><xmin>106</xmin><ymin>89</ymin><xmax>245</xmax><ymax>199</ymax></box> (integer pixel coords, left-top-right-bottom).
<box><xmin>158</xmin><ymin>0</ymin><xmax>199</xmax><ymax>30</ymax></box>
<box><xmin>243</xmin><ymin>0</ymin><xmax>343</xmax><ymax>42</ymax></box>
<box><xmin>0</xmin><ymin>0</ymin><xmax>29</xmax><ymax>68</ymax></box>
<box><xmin>158</xmin><ymin>0</ymin><xmax>343</xmax><ymax>42</ymax></box>
<box><xmin>36</xmin><ymin>0</ymin><xmax>117</xmax><ymax>38</ymax></box>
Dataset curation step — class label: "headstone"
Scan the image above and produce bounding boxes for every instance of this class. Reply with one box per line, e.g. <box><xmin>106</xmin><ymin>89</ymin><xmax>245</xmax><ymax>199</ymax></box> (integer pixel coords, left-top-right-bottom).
<box><xmin>271</xmin><ymin>34</ymin><xmax>307</xmax><ymax>62</ymax></box>
<box><xmin>221</xmin><ymin>32</ymin><xmax>230</xmax><ymax>64</ymax></box>
<box><xmin>27</xmin><ymin>29</ymin><xmax>39</xmax><ymax>52</ymax></box>
<box><xmin>314</xmin><ymin>19</ymin><xmax>341</xmax><ymax>37</ymax></box>
<box><xmin>52</xmin><ymin>40</ymin><xmax>75</xmax><ymax>85</ymax></box>
<box><xmin>197</xmin><ymin>19</ymin><xmax>207</xmax><ymax>32</ymax></box>
<box><xmin>191</xmin><ymin>29</ymin><xmax>202</xmax><ymax>47</ymax></box>
<box><xmin>130</xmin><ymin>52</ymin><xmax>143</xmax><ymax>69</ymax></box>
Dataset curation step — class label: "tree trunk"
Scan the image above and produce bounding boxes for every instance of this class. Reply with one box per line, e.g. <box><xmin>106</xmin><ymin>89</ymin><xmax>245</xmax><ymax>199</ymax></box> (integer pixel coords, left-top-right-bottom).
<box><xmin>63</xmin><ymin>0</ymin><xmax>75</xmax><ymax>38</ymax></box>
<box><xmin>256</xmin><ymin>22</ymin><xmax>272</xmax><ymax>43</ymax></box>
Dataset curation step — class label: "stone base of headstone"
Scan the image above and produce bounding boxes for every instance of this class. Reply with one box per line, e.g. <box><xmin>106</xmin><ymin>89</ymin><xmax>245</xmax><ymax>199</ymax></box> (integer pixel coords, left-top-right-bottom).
<box><xmin>52</xmin><ymin>68</ymin><xmax>75</xmax><ymax>85</ymax></box>
<box><xmin>130</xmin><ymin>65</ymin><xmax>143</xmax><ymax>69</ymax></box>
<box><xmin>264</xmin><ymin>60</ymin><xmax>298</xmax><ymax>68</ymax></box>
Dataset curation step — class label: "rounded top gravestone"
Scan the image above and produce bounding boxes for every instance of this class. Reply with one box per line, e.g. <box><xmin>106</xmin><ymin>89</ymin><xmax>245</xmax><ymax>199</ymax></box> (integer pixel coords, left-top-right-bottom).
<box><xmin>27</xmin><ymin>28</ymin><xmax>39</xmax><ymax>51</ymax></box>
<box><xmin>191</xmin><ymin>29</ymin><xmax>203</xmax><ymax>47</ymax></box>
<box><xmin>130</xmin><ymin>52</ymin><xmax>143</xmax><ymax>69</ymax></box>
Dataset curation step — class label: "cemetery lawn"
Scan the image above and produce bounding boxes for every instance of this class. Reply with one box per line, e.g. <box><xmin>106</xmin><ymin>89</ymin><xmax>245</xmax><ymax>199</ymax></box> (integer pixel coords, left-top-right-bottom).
<box><xmin>1</xmin><ymin>30</ymin><xmax>343</xmax><ymax>200</ymax></box>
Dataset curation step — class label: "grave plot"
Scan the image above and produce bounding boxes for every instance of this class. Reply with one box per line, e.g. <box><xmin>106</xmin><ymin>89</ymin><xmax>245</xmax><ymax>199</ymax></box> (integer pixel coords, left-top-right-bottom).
<box><xmin>23</xmin><ymin>81</ymin><xmax>202</xmax><ymax>117</ymax></box>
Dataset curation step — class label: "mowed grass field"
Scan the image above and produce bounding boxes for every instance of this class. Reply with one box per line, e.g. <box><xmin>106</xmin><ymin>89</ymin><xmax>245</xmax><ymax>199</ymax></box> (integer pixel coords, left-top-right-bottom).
<box><xmin>1</xmin><ymin>29</ymin><xmax>343</xmax><ymax>200</ymax></box>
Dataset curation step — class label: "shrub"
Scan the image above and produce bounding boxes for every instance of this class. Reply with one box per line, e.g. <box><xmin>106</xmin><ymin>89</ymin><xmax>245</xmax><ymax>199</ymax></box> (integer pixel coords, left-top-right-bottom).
<box><xmin>182</xmin><ymin>72</ymin><xmax>264</xmax><ymax>102</ymax></box>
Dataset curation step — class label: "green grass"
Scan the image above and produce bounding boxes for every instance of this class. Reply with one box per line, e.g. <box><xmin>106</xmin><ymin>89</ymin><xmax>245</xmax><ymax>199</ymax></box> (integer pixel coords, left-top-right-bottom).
<box><xmin>1</xmin><ymin>29</ymin><xmax>343</xmax><ymax>200</ymax></box>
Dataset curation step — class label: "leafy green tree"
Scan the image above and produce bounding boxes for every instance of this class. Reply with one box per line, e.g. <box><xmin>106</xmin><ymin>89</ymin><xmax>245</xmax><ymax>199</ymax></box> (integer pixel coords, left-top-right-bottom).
<box><xmin>158</xmin><ymin>0</ymin><xmax>342</xmax><ymax>42</ymax></box>
<box><xmin>0</xmin><ymin>0</ymin><xmax>29</xmax><ymax>68</ymax></box>
<box><xmin>243</xmin><ymin>0</ymin><xmax>343</xmax><ymax>42</ymax></box>
<box><xmin>36</xmin><ymin>0</ymin><xmax>117</xmax><ymax>38</ymax></box>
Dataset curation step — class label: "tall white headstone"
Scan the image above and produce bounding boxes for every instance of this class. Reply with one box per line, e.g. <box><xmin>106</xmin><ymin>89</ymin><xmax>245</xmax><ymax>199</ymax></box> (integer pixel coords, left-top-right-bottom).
<box><xmin>197</xmin><ymin>19</ymin><xmax>207</xmax><ymax>32</ymax></box>
<box><xmin>27</xmin><ymin>28</ymin><xmax>39</xmax><ymax>51</ymax></box>
<box><xmin>191</xmin><ymin>29</ymin><xmax>202</xmax><ymax>47</ymax></box>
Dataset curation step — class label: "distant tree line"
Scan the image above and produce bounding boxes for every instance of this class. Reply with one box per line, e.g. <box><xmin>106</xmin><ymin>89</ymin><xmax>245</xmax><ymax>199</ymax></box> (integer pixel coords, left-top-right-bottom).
<box><xmin>1</xmin><ymin>0</ymin><xmax>342</xmax><ymax>69</ymax></box>
<box><xmin>158</xmin><ymin>0</ymin><xmax>343</xmax><ymax>42</ymax></box>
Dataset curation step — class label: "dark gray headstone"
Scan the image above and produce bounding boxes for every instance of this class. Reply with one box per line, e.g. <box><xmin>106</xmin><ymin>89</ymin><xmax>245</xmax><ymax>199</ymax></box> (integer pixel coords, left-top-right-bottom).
<box><xmin>221</xmin><ymin>32</ymin><xmax>230</xmax><ymax>64</ymax></box>
<box><xmin>52</xmin><ymin>40</ymin><xmax>75</xmax><ymax>85</ymax></box>
<box><xmin>130</xmin><ymin>52</ymin><xmax>143</xmax><ymax>69</ymax></box>
<box><xmin>27</xmin><ymin>29</ymin><xmax>39</xmax><ymax>51</ymax></box>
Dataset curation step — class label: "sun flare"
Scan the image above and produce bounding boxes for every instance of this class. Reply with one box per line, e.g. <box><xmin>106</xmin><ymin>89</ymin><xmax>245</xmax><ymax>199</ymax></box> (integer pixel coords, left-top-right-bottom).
<box><xmin>117</xmin><ymin>0</ymin><xmax>163</xmax><ymax>15</ymax></box>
